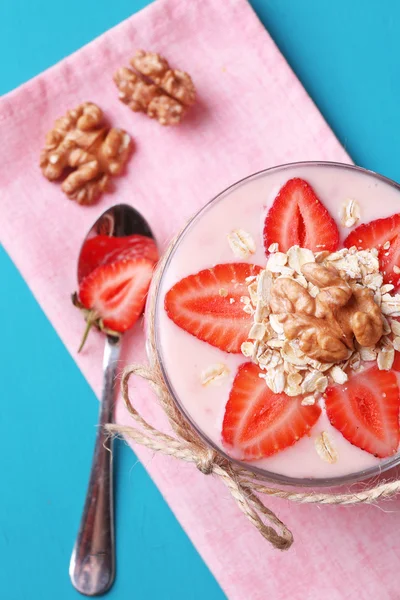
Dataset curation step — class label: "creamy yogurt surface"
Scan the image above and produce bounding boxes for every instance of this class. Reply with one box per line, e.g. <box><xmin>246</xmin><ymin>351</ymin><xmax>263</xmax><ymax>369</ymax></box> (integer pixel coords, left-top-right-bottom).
<box><xmin>155</xmin><ymin>163</ymin><xmax>400</xmax><ymax>480</ymax></box>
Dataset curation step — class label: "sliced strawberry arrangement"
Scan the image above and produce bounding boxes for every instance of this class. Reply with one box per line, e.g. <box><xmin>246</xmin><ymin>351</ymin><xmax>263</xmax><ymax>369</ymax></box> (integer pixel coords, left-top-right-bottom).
<box><xmin>325</xmin><ymin>366</ymin><xmax>400</xmax><ymax>458</ymax></box>
<box><xmin>76</xmin><ymin>257</ymin><xmax>154</xmax><ymax>350</ymax></box>
<box><xmin>165</xmin><ymin>263</ymin><xmax>262</xmax><ymax>353</ymax></box>
<box><xmin>344</xmin><ymin>214</ymin><xmax>400</xmax><ymax>287</ymax></box>
<box><xmin>78</xmin><ymin>234</ymin><xmax>159</xmax><ymax>283</ymax></box>
<box><xmin>263</xmin><ymin>178</ymin><xmax>339</xmax><ymax>254</ymax></box>
<box><xmin>161</xmin><ymin>176</ymin><xmax>400</xmax><ymax>464</ymax></box>
<box><xmin>222</xmin><ymin>362</ymin><xmax>321</xmax><ymax>460</ymax></box>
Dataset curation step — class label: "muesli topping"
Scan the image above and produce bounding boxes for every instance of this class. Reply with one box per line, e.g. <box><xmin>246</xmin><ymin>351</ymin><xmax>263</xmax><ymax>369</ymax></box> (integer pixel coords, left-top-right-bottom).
<box><xmin>241</xmin><ymin>244</ymin><xmax>398</xmax><ymax>399</ymax></box>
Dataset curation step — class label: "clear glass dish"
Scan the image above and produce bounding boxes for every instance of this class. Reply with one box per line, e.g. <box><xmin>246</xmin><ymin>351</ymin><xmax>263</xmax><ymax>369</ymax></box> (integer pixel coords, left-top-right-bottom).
<box><xmin>153</xmin><ymin>161</ymin><xmax>400</xmax><ymax>488</ymax></box>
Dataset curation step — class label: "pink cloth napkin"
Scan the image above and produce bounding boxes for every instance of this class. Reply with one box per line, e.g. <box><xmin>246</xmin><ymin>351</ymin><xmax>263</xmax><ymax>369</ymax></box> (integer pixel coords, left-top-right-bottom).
<box><xmin>2</xmin><ymin>0</ymin><xmax>399</xmax><ymax>598</ymax></box>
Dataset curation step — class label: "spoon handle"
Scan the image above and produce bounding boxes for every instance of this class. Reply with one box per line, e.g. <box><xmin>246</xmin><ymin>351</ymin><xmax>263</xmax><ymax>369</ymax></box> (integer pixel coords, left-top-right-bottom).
<box><xmin>69</xmin><ymin>336</ymin><xmax>121</xmax><ymax>596</ymax></box>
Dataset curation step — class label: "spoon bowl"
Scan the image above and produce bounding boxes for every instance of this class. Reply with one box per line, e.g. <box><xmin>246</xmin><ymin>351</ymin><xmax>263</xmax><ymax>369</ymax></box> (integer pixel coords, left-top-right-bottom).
<box><xmin>77</xmin><ymin>203</ymin><xmax>155</xmax><ymax>281</ymax></box>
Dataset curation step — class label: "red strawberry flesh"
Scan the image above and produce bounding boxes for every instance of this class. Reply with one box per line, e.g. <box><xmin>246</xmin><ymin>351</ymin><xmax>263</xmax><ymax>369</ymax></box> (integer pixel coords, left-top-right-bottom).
<box><xmin>79</xmin><ymin>257</ymin><xmax>154</xmax><ymax>332</ymax></box>
<box><xmin>325</xmin><ymin>366</ymin><xmax>400</xmax><ymax>458</ymax></box>
<box><xmin>104</xmin><ymin>236</ymin><xmax>158</xmax><ymax>267</ymax></box>
<box><xmin>78</xmin><ymin>234</ymin><xmax>158</xmax><ymax>283</ymax></box>
<box><xmin>222</xmin><ymin>362</ymin><xmax>321</xmax><ymax>460</ymax></box>
<box><xmin>393</xmin><ymin>352</ymin><xmax>400</xmax><ymax>372</ymax></box>
<box><xmin>263</xmin><ymin>178</ymin><xmax>339</xmax><ymax>254</ymax></box>
<box><xmin>164</xmin><ymin>263</ymin><xmax>262</xmax><ymax>353</ymax></box>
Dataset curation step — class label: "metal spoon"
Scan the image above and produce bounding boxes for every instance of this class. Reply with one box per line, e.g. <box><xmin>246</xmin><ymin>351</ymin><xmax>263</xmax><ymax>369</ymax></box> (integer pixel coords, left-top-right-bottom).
<box><xmin>69</xmin><ymin>204</ymin><xmax>155</xmax><ymax>596</ymax></box>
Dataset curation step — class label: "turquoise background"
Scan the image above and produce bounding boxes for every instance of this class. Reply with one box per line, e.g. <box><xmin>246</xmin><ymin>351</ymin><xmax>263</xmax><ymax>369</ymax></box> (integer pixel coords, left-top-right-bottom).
<box><xmin>1</xmin><ymin>1</ymin><xmax>399</xmax><ymax>599</ymax></box>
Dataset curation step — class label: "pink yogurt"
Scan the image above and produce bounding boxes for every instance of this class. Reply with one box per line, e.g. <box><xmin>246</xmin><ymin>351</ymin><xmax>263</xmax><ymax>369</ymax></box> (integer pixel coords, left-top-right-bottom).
<box><xmin>154</xmin><ymin>162</ymin><xmax>400</xmax><ymax>482</ymax></box>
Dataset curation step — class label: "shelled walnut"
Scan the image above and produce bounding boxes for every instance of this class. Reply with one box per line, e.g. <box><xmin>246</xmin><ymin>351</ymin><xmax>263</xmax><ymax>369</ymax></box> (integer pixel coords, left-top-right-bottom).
<box><xmin>270</xmin><ymin>262</ymin><xmax>383</xmax><ymax>363</ymax></box>
<box><xmin>114</xmin><ymin>50</ymin><xmax>196</xmax><ymax>126</ymax></box>
<box><xmin>40</xmin><ymin>102</ymin><xmax>132</xmax><ymax>205</ymax></box>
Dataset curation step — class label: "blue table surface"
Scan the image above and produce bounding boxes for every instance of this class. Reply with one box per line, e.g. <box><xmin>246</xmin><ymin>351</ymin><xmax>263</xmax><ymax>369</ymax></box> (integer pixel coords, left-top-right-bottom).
<box><xmin>2</xmin><ymin>1</ymin><xmax>400</xmax><ymax>599</ymax></box>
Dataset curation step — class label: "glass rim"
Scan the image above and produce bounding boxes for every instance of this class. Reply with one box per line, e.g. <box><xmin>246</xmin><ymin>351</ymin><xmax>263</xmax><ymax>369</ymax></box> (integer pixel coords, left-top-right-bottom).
<box><xmin>154</xmin><ymin>160</ymin><xmax>400</xmax><ymax>488</ymax></box>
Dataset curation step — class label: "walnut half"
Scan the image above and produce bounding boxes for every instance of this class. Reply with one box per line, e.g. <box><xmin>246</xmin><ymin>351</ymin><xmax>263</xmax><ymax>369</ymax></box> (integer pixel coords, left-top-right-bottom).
<box><xmin>40</xmin><ymin>102</ymin><xmax>132</xmax><ymax>205</ymax></box>
<box><xmin>114</xmin><ymin>50</ymin><xmax>196</xmax><ymax>126</ymax></box>
<box><xmin>270</xmin><ymin>262</ymin><xmax>384</xmax><ymax>363</ymax></box>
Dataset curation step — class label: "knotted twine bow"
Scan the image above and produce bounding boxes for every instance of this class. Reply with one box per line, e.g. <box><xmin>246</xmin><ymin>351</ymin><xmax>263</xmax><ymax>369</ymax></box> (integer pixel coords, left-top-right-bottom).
<box><xmin>106</xmin><ymin>239</ymin><xmax>400</xmax><ymax>550</ymax></box>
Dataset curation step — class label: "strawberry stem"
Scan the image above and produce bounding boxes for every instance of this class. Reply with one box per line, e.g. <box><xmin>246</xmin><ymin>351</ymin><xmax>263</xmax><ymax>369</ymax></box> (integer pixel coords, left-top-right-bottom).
<box><xmin>78</xmin><ymin>310</ymin><xmax>98</xmax><ymax>353</ymax></box>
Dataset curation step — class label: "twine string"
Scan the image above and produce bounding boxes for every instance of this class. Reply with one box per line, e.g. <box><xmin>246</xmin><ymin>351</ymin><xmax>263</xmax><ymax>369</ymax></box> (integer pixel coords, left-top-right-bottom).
<box><xmin>108</xmin><ymin>365</ymin><xmax>293</xmax><ymax>550</ymax></box>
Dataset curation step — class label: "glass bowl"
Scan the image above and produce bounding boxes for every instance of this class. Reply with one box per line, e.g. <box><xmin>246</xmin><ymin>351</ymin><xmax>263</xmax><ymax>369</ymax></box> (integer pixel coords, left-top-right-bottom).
<box><xmin>153</xmin><ymin>161</ymin><xmax>400</xmax><ymax>488</ymax></box>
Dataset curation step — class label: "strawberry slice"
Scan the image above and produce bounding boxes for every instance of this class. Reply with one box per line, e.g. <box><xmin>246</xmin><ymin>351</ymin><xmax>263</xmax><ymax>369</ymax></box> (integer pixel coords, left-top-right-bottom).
<box><xmin>222</xmin><ymin>362</ymin><xmax>321</xmax><ymax>460</ymax></box>
<box><xmin>263</xmin><ymin>178</ymin><xmax>339</xmax><ymax>254</ymax></box>
<box><xmin>78</xmin><ymin>235</ymin><xmax>118</xmax><ymax>282</ymax></box>
<box><xmin>393</xmin><ymin>353</ymin><xmax>400</xmax><ymax>372</ymax></box>
<box><xmin>78</xmin><ymin>234</ymin><xmax>158</xmax><ymax>283</ymax></box>
<box><xmin>391</xmin><ymin>317</ymin><xmax>400</xmax><ymax>371</ymax></box>
<box><xmin>79</xmin><ymin>257</ymin><xmax>154</xmax><ymax>331</ymax></box>
<box><xmin>104</xmin><ymin>236</ymin><xmax>158</xmax><ymax>268</ymax></box>
<box><xmin>344</xmin><ymin>214</ymin><xmax>400</xmax><ymax>287</ymax></box>
<box><xmin>325</xmin><ymin>366</ymin><xmax>400</xmax><ymax>458</ymax></box>
<box><xmin>165</xmin><ymin>263</ymin><xmax>262</xmax><ymax>353</ymax></box>
<box><xmin>76</xmin><ymin>257</ymin><xmax>154</xmax><ymax>350</ymax></box>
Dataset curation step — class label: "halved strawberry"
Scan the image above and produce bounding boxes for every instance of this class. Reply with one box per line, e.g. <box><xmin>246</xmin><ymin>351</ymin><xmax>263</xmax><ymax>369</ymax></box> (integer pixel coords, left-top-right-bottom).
<box><xmin>222</xmin><ymin>362</ymin><xmax>321</xmax><ymax>460</ymax></box>
<box><xmin>76</xmin><ymin>257</ymin><xmax>154</xmax><ymax>350</ymax></box>
<box><xmin>325</xmin><ymin>366</ymin><xmax>400</xmax><ymax>458</ymax></box>
<box><xmin>164</xmin><ymin>263</ymin><xmax>262</xmax><ymax>353</ymax></box>
<box><xmin>344</xmin><ymin>214</ymin><xmax>400</xmax><ymax>287</ymax></box>
<box><xmin>263</xmin><ymin>178</ymin><xmax>339</xmax><ymax>254</ymax></box>
<box><xmin>78</xmin><ymin>234</ymin><xmax>158</xmax><ymax>283</ymax></box>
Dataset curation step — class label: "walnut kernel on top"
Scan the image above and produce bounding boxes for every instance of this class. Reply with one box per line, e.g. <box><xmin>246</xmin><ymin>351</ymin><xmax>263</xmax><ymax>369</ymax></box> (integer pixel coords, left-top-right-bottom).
<box><xmin>40</xmin><ymin>102</ymin><xmax>132</xmax><ymax>205</ymax></box>
<box><xmin>114</xmin><ymin>50</ymin><xmax>196</xmax><ymax>126</ymax></box>
<box><xmin>241</xmin><ymin>244</ymin><xmax>400</xmax><ymax>401</ymax></box>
